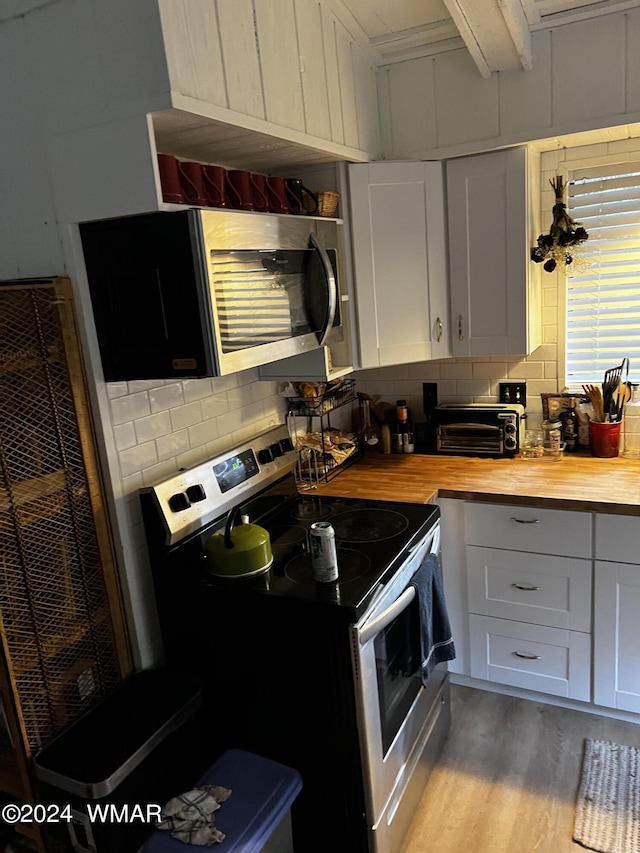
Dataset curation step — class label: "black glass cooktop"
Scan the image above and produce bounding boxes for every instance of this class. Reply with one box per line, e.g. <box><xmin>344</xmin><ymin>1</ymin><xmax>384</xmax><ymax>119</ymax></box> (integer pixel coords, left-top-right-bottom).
<box><xmin>198</xmin><ymin>488</ymin><xmax>439</xmax><ymax>620</ymax></box>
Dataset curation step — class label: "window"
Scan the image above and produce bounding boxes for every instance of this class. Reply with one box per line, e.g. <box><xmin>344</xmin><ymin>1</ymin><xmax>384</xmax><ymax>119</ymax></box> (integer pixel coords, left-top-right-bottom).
<box><xmin>566</xmin><ymin>165</ymin><xmax>640</xmax><ymax>386</ymax></box>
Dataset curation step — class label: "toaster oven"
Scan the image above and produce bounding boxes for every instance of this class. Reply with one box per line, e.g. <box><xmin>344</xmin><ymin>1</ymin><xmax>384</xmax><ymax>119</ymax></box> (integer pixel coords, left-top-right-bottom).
<box><xmin>434</xmin><ymin>403</ymin><xmax>525</xmax><ymax>457</ymax></box>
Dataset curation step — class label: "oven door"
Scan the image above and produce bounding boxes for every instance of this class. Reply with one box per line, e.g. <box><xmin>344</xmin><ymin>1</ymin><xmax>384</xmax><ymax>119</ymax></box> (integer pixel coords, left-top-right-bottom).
<box><xmin>351</xmin><ymin>523</ymin><xmax>449</xmax><ymax>851</ymax></box>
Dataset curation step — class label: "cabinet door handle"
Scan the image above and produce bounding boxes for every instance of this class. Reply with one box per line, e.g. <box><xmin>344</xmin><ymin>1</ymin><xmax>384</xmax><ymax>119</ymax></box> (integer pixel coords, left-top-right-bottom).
<box><xmin>511</xmin><ymin>583</ymin><xmax>540</xmax><ymax>591</ymax></box>
<box><xmin>457</xmin><ymin>315</ymin><xmax>464</xmax><ymax>341</ymax></box>
<box><xmin>510</xmin><ymin>517</ymin><xmax>540</xmax><ymax>524</ymax></box>
<box><xmin>436</xmin><ymin>317</ymin><xmax>443</xmax><ymax>343</ymax></box>
<box><xmin>513</xmin><ymin>651</ymin><xmax>541</xmax><ymax>660</ymax></box>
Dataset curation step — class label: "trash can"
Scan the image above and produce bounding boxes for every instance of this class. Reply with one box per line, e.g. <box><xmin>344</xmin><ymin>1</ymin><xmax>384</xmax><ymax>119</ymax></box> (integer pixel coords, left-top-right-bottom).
<box><xmin>33</xmin><ymin>668</ymin><xmax>204</xmax><ymax>853</ymax></box>
<box><xmin>143</xmin><ymin>748</ymin><xmax>303</xmax><ymax>853</ymax></box>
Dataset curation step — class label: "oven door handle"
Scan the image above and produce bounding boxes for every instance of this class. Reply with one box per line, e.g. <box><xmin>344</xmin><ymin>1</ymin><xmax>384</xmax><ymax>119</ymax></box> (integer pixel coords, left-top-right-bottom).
<box><xmin>359</xmin><ymin>587</ymin><xmax>416</xmax><ymax>646</ymax></box>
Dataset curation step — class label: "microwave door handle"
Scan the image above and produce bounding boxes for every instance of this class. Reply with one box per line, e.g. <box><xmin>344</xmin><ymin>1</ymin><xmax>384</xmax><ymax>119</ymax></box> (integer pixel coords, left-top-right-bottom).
<box><xmin>359</xmin><ymin>587</ymin><xmax>415</xmax><ymax>646</ymax></box>
<box><xmin>309</xmin><ymin>233</ymin><xmax>337</xmax><ymax>346</ymax></box>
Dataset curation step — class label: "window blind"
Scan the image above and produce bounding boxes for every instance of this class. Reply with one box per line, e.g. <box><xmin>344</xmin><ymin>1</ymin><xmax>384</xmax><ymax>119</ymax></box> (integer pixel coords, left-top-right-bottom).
<box><xmin>566</xmin><ymin>164</ymin><xmax>640</xmax><ymax>385</ymax></box>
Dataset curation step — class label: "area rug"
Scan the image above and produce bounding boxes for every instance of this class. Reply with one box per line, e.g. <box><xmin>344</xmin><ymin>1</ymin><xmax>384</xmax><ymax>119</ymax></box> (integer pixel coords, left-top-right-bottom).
<box><xmin>573</xmin><ymin>739</ymin><xmax>640</xmax><ymax>853</ymax></box>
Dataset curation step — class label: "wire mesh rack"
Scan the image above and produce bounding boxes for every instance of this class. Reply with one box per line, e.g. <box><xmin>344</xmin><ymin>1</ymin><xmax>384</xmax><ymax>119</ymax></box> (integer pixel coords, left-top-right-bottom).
<box><xmin>0</xmin><ymin>283</ymin><xmax>122</xmax><ymax>752</ymax></box>
<box><xmin>285</xmin><ymin>379</ymin><xmax>361</xmax><ymax>484</ymax></box>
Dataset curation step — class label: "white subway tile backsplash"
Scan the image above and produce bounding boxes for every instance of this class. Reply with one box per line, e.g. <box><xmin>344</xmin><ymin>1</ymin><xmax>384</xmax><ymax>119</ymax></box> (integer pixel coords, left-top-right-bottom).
<box><xmin>215</xmin><ymin>409</ymin><xmax>246</xmax><ymax>440</ymax></box>
<box><xmin>156</xmin><ymin>429</ymin><xmax>190</xmax><ymax>461</ymax></box>
<box><xmin>183</xmin><ymin>378</ymin><xmax>214</xmax><ymax>403</ymax></box>
<box><xmin>169</xmin><ymin>401</ymin><xmax>203</xmax><ymax>431</ymax></box>
<box><xmin>107</xmin><ymin>381</ymin><xmax>129</xmax><ymax>399</ymax></box>
<box><xmin>149</xmin><ymin>383</ymin><xmax>184</xmax><ymax>413</ymax></box>
<box><xmin>113</xmin><ymin>422</ymin><xmax>136</xmax><ymax>451</ymax></box>
<box><xmin>251</xmin><ymin>379</ymin><xmax>278</xmax><ymax>402</ymax></box>
<box><xmin>176</xmin><ymin>446</ymin><xmax>209</xmax><ymax>471</ymax></box>
<box><xmin>202</xmin><ymin>394</ymin><xmax>229</xmax><ymax>419</ymax></box>
<box><xmin>508</xmin><ymin>361</ymin><xmax>543</xmax><ymax>379</ymax></box>
<box><xmin>440</xmin><ymin>362</ymin><xmax>472</xmax><ymax>380</ymax></box>
<box><xmin>110</xmin><ymin>391</ymin><xmax>151</xmax><ymax>425</ymax></box>
<box><xmin>128</xmin><ymin>380</ymin><xmax>161</xmax><ymax>393</ymax></box>
<box><xmin>141</xmin><ymin>458</ymin><xmax>179</xmax><ymax>487</ymax></box>
<box><xmin>119</xmin><ymin>440</ymin><xmax>157</xmax><ymax>477</ymax></box>
<box><xmin>188</xmin><ymin>419</ymin><xmax>220</xmax><ymax>448</ymax></box>
<box><xmin>121</xmin><ymin>471</ymin><xmax>144</xmax><ymax>496</ymax></box>
<box><xmin>473</xmin><ymin>362</ymin><xmax>506</xmax><ymax>379</ymax></box>
<box><xmin>134</xmin><ymin>411</ymin><xmax>172</xmax><ymax>443</ymax></box>
<box><xmin>530</xmin><ymin>343</ymin><xmax>557</xmax><ymax>361</ymax></box>
<box><xmin>456</xmin><ymin>379</ymin><xmax>491</xmax><ymax>397</ymax></box>
<box><xmin>407</xmin><ymin>362</ymin><xmax>441</xmax><ymax>380</ymax></box>
<box><xmin>227</xmin><ymin>383</ymin><xmax>255</xmax><ymax>411</ymax></box>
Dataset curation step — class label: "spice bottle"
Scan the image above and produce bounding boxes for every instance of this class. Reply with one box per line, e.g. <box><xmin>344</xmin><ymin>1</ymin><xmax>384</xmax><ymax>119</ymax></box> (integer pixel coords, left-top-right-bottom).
<box><xmin>542</xmin><ymin>419</ymin><xmax>562</xmax><ymax>451</ymax></box>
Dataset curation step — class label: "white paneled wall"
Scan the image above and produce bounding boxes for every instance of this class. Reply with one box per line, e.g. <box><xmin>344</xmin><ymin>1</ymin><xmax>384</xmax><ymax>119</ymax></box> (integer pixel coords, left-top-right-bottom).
<box><xmin>377</xmin><ymin>9</ymin><xmax>640</xmax><ymax>161</ymax></box>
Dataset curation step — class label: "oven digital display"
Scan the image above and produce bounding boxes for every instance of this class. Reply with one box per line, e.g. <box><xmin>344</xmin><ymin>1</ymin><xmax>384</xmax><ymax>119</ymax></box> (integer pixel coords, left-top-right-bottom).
<box><xmin>213</xmin><ymin>449</ymin><xmax>259</xmax><ymax>493</ymax></box>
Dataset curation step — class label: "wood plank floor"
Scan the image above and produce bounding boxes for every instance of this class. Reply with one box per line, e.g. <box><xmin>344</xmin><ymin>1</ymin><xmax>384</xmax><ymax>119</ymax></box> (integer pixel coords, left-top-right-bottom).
<box><xmin>404</xmin><ymin>684</ymin><xmax>640</xmax><ymax>852</ymax></box>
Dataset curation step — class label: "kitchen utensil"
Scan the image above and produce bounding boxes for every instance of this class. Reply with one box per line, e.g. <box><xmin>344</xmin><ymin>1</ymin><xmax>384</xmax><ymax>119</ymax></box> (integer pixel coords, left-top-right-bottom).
<box><xmin>205</xmin><ymin>505</ymin><xmax>273</xmax><ymax>577</ymax></box>
<box><xmin>582</xmin><ymin>384</ymin><xmax>605</xmax><ymax>422</ymax></box>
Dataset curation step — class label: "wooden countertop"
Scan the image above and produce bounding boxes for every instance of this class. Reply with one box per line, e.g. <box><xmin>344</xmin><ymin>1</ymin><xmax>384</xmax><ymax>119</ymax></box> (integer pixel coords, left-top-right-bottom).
<box><xmin>308</xmin><ymin>450</ymin><xmax>640</xmax><ymax>515</ymax></box>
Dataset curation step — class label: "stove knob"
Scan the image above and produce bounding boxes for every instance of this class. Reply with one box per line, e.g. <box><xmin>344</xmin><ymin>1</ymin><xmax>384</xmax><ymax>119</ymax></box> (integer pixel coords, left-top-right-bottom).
<box><xmin>168</xmin><ymin>492</ymin><xmax>190</xmax><ymax>512</ymax></box>
<box><xmin>258</xmin><ymin>448</ymin><xmax>274</xmax><ymax>465</ymax></box>
<box><xmin>505</xmin><ymin>435</ymin><xmax>517</xmax><ymax>450</ymax></box>
<box><xmin>270</xmin><ymin>442</ymin><xmax>284</xmax><ymax>458</ymax></box>
<box><xmin>504</xmin><ymin>422</ymin><xmax>516</xmax><ymax>435</ymax></box>
<box><xmin>186</xmin><ymin>484</ymin><xmax>206</xmax><ymax>503</ymax></box>
<box><xmin>280</xmin><ymin>437</ymin><xmax>294</xmax><ymax>453</ymax></box>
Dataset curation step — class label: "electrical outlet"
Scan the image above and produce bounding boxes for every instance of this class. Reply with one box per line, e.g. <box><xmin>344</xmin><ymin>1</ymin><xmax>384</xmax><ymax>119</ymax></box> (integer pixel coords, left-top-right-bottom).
<box><xmin>499</xmin><ymin>382</ymin><xmax>527</xmax><ymax>406</ymax></box>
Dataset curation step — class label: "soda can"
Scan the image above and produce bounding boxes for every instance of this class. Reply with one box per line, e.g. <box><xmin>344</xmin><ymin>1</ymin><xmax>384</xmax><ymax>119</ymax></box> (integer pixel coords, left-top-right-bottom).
<box><xmin>309</xmin><ymin>521</ymin><xmax>339</xmax><ymax>582</ymax></box>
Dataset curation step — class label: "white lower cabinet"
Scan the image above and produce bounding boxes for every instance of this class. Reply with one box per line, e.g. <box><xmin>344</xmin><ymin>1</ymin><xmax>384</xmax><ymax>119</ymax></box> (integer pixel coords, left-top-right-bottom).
<box><xmin>470</xmin><ymin>615</ymin><xmax>591</xmax><ymax>701</ymax></box>
<box><xmin>460</xmin><ymin>502</ymin><xmax>593</xmax><ymax>702</ymax></box>
<box><xmin>467</xmin><ymin>546</ymin><xmax>592</xmax><ymax>632</ymax></box>
<box><xmin>593</xmin><ymin>513</ymin><xmax>640</xmax><ymax>712</ymax></box>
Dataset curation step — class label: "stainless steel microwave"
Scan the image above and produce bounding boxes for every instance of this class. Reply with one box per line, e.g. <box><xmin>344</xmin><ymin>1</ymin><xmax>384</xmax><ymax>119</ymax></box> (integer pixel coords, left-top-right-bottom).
<box><xmin>79</xmin><ymin>209</ymin><xmax>343</xmax><ymax>380</ymax></box>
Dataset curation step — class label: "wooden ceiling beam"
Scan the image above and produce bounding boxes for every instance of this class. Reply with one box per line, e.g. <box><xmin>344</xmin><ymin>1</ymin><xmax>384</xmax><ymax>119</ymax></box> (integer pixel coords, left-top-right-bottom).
<box><xmin>443</xmin><ymin>0</ymin><xmax>533</xmax><ymax>76</ymax></box>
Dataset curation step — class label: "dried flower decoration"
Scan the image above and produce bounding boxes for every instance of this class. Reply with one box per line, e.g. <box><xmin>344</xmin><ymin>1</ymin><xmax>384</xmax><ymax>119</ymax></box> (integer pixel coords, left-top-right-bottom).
<box><xmin>530</xmin><ymin>175</ymin><xmax>589</xmax><ymax>273</ymax></box>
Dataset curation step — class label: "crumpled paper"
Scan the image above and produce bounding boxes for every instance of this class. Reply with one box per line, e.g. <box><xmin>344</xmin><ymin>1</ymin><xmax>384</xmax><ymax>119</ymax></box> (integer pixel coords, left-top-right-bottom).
<box><xmin>156</xmin><ymin>785</ymin><xmax>231</xmax><ymax>846</ymax></box>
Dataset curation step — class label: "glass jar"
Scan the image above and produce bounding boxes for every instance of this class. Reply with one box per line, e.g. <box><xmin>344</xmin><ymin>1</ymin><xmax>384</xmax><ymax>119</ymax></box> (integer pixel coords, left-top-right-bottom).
<box><xmin>521</xmin><ymin>429</ymin><xmax>544</xmax><ymax>459</ymax></box>
<box><xmin>542</xmin><ymin>419</ymin><xmax>562</xmax><ymax>451</ymax></box>
<box><xmin>622</xmin><ymin>383</ymin><xmax>640</xmax><ymax>459</ymax></box>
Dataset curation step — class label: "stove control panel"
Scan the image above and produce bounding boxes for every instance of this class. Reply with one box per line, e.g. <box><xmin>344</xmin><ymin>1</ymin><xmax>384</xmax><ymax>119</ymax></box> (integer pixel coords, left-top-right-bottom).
<box><xmin>145</xmin><ymin>425</ymin><xmax>297</xmax><ymax>545</ymax></box>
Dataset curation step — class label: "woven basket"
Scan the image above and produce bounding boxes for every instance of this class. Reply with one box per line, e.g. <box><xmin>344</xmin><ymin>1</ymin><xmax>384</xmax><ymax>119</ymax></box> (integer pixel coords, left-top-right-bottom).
<box><xmin>316</xmin><ymin>190</ymin><xmax>340</xmax><ymax>217</ymax></box>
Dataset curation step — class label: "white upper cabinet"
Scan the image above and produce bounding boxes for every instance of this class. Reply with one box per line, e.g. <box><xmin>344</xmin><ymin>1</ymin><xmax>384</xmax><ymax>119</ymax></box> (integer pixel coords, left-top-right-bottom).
<box><xmin>347</xmin><ymin>161</ymin><xmax>451</xmax><ymax>369</ymax></box>
<box><xmin>446</xmin><ymin>147</ymin><xmax>540</xmax><ymax>357</ymax></box>
<box><xmin>155</xmin><ymin>0</ymin><xmax>378</xmax><ymax>166</ymax></box>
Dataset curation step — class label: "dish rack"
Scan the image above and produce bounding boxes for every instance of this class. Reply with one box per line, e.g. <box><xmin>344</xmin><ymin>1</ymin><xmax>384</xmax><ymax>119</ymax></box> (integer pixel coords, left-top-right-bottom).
<box><xmin>285</xmin><ymin>378</ymin><xmax>362</xmax><ymax>484</ymax></box>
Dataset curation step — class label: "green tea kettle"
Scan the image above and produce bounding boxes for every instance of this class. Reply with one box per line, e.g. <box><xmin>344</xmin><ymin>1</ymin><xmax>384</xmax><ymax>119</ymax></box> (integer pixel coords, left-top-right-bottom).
<box><xmin>205</xmin><ymin>505</ymin><xmax>273</xmax><ymax>578</ymax></box>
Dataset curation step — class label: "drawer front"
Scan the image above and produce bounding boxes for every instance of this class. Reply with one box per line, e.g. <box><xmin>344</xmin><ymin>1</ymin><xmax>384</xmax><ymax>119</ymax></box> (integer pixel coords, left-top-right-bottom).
<box><xmin>464</xmin><ymin>502</ymin><xmax>592</xmax><ymax>557</ymax></box>
<box><xmin>469</xmin><ymin>615</ymin><xmax>591</xmax><ymax>701</ymax></box>
<box><xmin>467</xmin><ymin>546</ymin><xmax>592</xmax><ymax>631</ymax></box>
<box><xmin>595</xmin><ymin>514</ymin><xmax>640</xmax><ymax>564</ymax></box>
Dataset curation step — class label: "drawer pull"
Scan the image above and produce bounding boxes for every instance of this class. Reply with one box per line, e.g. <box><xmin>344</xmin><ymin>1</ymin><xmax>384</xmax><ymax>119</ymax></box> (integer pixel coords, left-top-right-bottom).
<box><xmin>510</xmin><ymin>517</ymin><xmax>540</xmax><ymax>524</ymax></box>
<box><xmin>513</xmin><ymin>651</ymin><xmax>541</xmax><ymax>660</ymax></box>
<box><xmin>511</xmin><ymin>583</ymin><xmax>540</xmax><ymax>591</ymax></box>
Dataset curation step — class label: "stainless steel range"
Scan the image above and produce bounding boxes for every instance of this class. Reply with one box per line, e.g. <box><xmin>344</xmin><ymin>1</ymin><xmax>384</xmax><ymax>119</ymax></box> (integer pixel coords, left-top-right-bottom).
<box><xmin>141</xmin><ymin>425</ymin><xmax>452</xmax><ymax>853</ymax></box>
